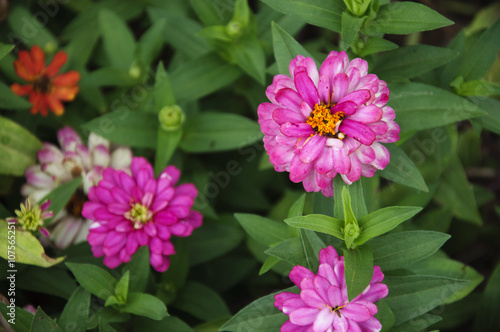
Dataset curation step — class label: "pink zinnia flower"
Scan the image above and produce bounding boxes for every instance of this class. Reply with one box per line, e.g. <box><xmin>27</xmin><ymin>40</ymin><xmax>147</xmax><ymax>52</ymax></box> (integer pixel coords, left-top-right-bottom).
<box><xmin>258</xmin><ymin>51</ymin><xmax>400</xmax><ymax>196</ymax></box>
<box><xmin>275</xmin><ymin>246</ymin><xmax>388</xmax><ymax>332</ymax></box>
<box><xmin>21</xmin><ymin>126</ymin><xmax>132</xmax><ymax>249</ymax></box>
<box><xmin>82</xmin><ymin>157</ymin><xmax>203</xmax><ymax>272</ymax></box>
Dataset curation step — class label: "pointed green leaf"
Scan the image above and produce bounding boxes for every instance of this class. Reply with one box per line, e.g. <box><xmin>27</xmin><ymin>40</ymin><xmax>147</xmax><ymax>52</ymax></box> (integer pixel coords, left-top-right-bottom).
<box><xmin>0</xmin><ymin>220</ymin><xmax>65</xmax><ymax>267</ymax></box>
<box><xmin>41</xmin><ymin>177</ymin><xmax>82</xmax><ymax>225</ymax></box>
<box><xmin>474</xmin><ymin>261</ymin><xmax>500</xmax><ymax>331</ymax></box>
<box><xmin>228</xmin><ymin>35</ymin><xmax>266</xmax><ymax>84</ymax></box>
<box><xmin>271</xmin><ymin>21</ymin><xmax>315</xmax><ymax>75</ymax></box>
<box><xmin>0</xmin><ymin>82</ymin><xmax>33</xmax><ymax>110</ymax></box>
<box><xmin>476</xmin><ymin>96</ymin><xmax>500</xmax><ymax>135</ymax></box>
<box><xmin>189</xmin><ymin>0</ymin><xmax>226</xmax><ymax>26</ymax></box>
<box><xmin>265</xmin><ymin>237</ymin><xmax>307</xmax><ymax>267</ymax></box>
<box><xmin>115</xmin><ymin>271</ymin><xmax>130</xmax><ymax>303</ymax></box>
<box><xmin>136</xmin><ymin>19</ymin><xmax>166</xmax><ymax>67</ymax></box>
<box><xmin>384</xmin><ymin>275</ymin><xmax>468</xmax><ymax>326</ymax></box>
<box><xmin>172</xmin><ymin>281</ymin><xmax>228</xmax><ymax>321</ymax></box>
<box><xmin>155</xmin><ymin>62</ymin><xmax>175</xmax><ymax>110</ymax></box>
<box><xmin>288</xmin><ymin>193</ymin><xmax>306</xmax><ymax>218</ymax></box>
<box><xmin>120</xmin><ymin>292</ymin><xmax>168</xmax><ymax>320</ymax></box>
<box><xmin>375</xmin><ymin>299</ymin><xmax>395</xmax><ymax>332</ymax></box>
<box><xmin>378</xmin><ymin>144</ymin><xmax>428</xmax><ymax>192</ymax></box>
<box><xmin>285</xmin><ymin>214</ymin><xmax>344</xmax><ymax>240</ymax></box>
<box><xmin>235</xmin><ymin>213</ymin><xmax>290</xmax><ymax>246</ymax></box>
<box><xmin>170</xmin><ymin>52</ymin><xmax>241</xmax><ymax>102</ymax></box>
<box><xmin>300</xmin><ymin>229</ymin><xmax>325</xmax><ymax>272</ymax></box>
<box><xmin>180</xmin><ymin>112</ymin><xmax>262</xmax><ymax>153</ymax></box>
<box><xmin>334</xmin><ymin>177</ymin><xmax>368</xmax><ymax>219</ymax></box>
<box><xmin>358</xmin><ymin>37</ymin><xmax>398</xmax><ymax>57</ymax></box>
<box><xmin>388</xmin><ymin>82</ymin><xmax>486</xmax><ymax>132</ymax></box>
<box><xmin>262</xmin><ymin>0</ymin><xmax>345</xmax><ymax>32</ymax></box>
<box><xmin>343</xmin><ymin>245</ymin><xmax>373</xmax><ymax>301</ymax></box>
<box><xmin>7</xmin><ymin>6</ymin><xmax>58</xmax><ymax>49</ymax></box>
<box><xmin>0</xmin><ymin>303</ymin><xmax>34</xmax><ymax>332</ymax></box>
<box><xmin>341</xmin><ymin>12</ymin><xmax>365</xmax><ymax>50</ymax></box>
<box><xmin>391</xmin><ymin>313</ymin><xmax>442</xmax><ymax>332</ymax></box>
<box><xmin>363</xmin><ymin>2</ymin><xmax>453</xmax><ymax>35</ymax></box>
<box><xmin>81</xmin><ymin>111</ymin><xmax>158</xmax><ymax>148</ymax></box>
<box><xmin>133</xmin><ymin>316</ymin><xmax>193</xmax><ymax>331</ymax></box>
<box><xmin>58</xmin><ymin>287</ymin><xmax>90</xmax><ymax>332</ymax></box>
<box><xmin>373</xmin><ymin>45</ymin><xmax>458</xmax><ymax>81</ymax></box>
<box><xmin>99</xmin><ymin>9</ymin><xmax>135</xmax><ymax>70</ymax></box>
<box><xmin>356</xmin><ymin>206</ymin><xmax>422</xmax><ymax>244</ymax></box>
<box><xmin>0</xmin><ymin>43</ymin><xmax>14</xmax><ymax>60</ymax></box>
<box><xmin>30</xmin><ymin>307</ymin><xmax>62</xmax><ymax>332</ymax></box>
<box><xmin>221</xmin><ymin>287</ymin><xmax>298</xmax><ymax>331</ymax></box>
<box><xmin>370</xmin><ymin>231</ymin><xmax>450</xmax><ymax>271</ymax></box>
<box><xmin>66</xmin><ymin>263</ymin><xmax>118</xmax><ymax>300</ymax></box>
<box><xmin>259</xmin><ymin>255</ymin><xmax>282</xmax><ymax>275</ymax></box>
<box><xmin>460</xmin><ymin>18</ymin><xmax>500</xmax><ymax>81</ymax></box>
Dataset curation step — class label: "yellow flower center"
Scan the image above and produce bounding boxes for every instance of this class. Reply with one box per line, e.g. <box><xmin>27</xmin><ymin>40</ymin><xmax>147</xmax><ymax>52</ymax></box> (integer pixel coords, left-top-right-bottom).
<box><xmin>307</xmin><ymin>103</ymin><xmax>345</xmax><ymax>139</ymax></box>
<box><xmin>33</xmin><ymin>74</ymin><xmax>52</xmax><ymax>94</ymax></box>
<box><xmin>15</xmin><ymin>202</ymin><xmax>44</xmax><ymax>232</ymax></box>
<box><xmin>125</xmin><ymin>203</ymin><xmax>153</xmax><ymax>228</ymax></box>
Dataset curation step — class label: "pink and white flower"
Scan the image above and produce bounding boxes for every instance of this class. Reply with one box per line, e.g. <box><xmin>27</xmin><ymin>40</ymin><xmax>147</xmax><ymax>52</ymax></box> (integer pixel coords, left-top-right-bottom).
<box><xmin>258</xmin><ymin>51</ymin><xmax>400</xmax><ymax>196</ymax></box>
<box><xmin>275</xmin><ymin>246</ymin><xmax>388</xmax><ymax>332</ymax></box>
<box><xmin>82</xmin><ymin>157</ymin><xmax>203</xmax><ymax>272</ymax></box>
<box><xmin>21</xmin><ymin>126</ymin><xmax>132</xmax><ymax>249</ymax></box>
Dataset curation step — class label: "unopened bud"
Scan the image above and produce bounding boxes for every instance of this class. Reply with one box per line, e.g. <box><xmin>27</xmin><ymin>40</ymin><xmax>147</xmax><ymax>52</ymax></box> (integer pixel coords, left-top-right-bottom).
<box><xmin>159</xmin><ymin>105</ymin><xmax>184</xmax><ymax>131</ymax></box>
<box><xmin>226</xmin><ymin>20</ymin><xmax>243</xmax><ymax>38</ymax></box>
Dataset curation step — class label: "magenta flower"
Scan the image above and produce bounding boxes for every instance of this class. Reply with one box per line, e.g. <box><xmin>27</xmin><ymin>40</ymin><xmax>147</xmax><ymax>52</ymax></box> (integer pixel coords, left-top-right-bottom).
<box><xmin>82</xmin><ymin>157</ymin><xmax>202</xmax><ymax>272</ymax></box>
<box><xmin>258</xmin><ymin>51</ymin><xmax>400</xmax><ymax>196</ymax></box>
<box><xmin>275</xmin><ymin>246</ymin><xmax>388</xmax><ymax>332</ymax></box>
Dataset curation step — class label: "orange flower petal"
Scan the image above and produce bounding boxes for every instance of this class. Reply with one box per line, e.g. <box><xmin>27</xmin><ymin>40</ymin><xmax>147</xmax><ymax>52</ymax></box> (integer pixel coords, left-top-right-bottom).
<box><xmin>30</xmin><ymin>46</ymin><xmax>45</xmax><ymax>74</ymax></box>
<box><xmin>29</xmin><ymin>92</ymin><xmax>42</xmax><ymax>115</ymax></box>
<box><xmin>52</xmin><ymin>86</ymin><xmax>79</xmax><ymax>101</ymax></box>
<box><xmin>18</xmin><ymin>50</ymin><xmax>36</xmax><ymax>77</ymax></box>
<box><xmin>52</xmin><ymin>71</ymin><xmax>80</xmax><ymax>86</ymax></box>
<box><xmin>14</xmin><ymin>60</ymin><xmax>35</xmax><ymax>81</ymax></box>
<box><xmin>10</xmin><ymin>83</ymin><xmax>33</xmax><ymax>96</ymax></box>
<box><xmin>46</xmin><ymin>94</ymin><xmax>64</xmax><ymax>116</ymax></box>
<box><xmin>45</xmin><ymin>51</ymin><xmax>68</xmax><ymax>77</ymax></box>
<box><xmin>39</xmin><ymin>96</ymin><xmax>49</xmax><ymax>116</ymax></box>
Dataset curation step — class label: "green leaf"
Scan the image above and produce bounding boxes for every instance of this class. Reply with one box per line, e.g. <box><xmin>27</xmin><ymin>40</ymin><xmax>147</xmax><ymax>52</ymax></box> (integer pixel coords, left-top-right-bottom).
<box><xmin>434</xmin><ymin>156</ymin><xmax>482</xmax><ymax>224</ymax></box>
<box><xmin>356</xmin><ymin>206</ymin><xmax>422</xmax><ymax>244</ymax></box>
<box><xmin>370</xmin><ymin>231</ymin><xmax>450</xmax><ymax>271</ymax></box>
<box><xmin>0</xmin><ymin>303</ymin><xmax>34</xmax><ymax>332</ymax></box>
<box><xmin>340</xmin><ymin>12</ymin><xmax>365</xmax><ymax>51</ymax></box>
<box><xmin>0</xmin><ymin>220</ymin><xmax>65</xmax><ymax>267</ymax></box>
<box><xmin>58</xmin><ymin>287</ymin><xmax>90</xmax><ymax>332</ymax></box>
<box><xmin>30</xmin><ymin>307</ymin><xmax>62</xmax><ymax>332</ymax></box>
<box><xmin>115</xmin><ymin>271</ymin><xmax>130</xmax><ymax>303</ymax></box>
<box><xmin>262</xmin><ymin>0</ymin><xmax>345</xmax><ymax>32</ymax></box>
<box><xmin>235</xmin><ymin>213</ymin><xmax>290</xmax><ymax>246</ymax></box>
<box><xmin>228</xmin><ymin>35</ymin><xmax>266</xmax><ymax>84</ymax></box>
<box><xmin>0</xmin><ymin>82</ymin><xmax>32</xmax><ymax>110</ymax></box>
<box><xmin>300</xmin><ymin>229</ymin><xmax>325</xmax><ymax>272</ymax></box>
<box><xmin>7</xmin><ymin>6</ymin><xmax>58</xmax><ymax>49</ymax></box>
<box><xmin>285</xmin><ymin>214</ymin><xmax>344</xmax><ymax>240</ymax></box>
<box><xmin>384</xmin><ymin>275</ymin><xmax>468</xmax><ymax>326</ymax></box>
<box><xmin>180</xmin><ymin>112</ymin><xmax>262</xmax><ymax>153</ymax></box>
<box><xmin>343</xmin><ymin>245</ymin><xmax>373</xmax><ymax>301</ymax></box>
<box><xmin>474</xmin><ymin>261</ymin><xmax>500</xmax><ymax>331</ymax></box>
<box><xmin>391</xmin><ymin>313</ymin><xmax>442</xmax><ymax>332</ymax></box>
<box><xmin>99</xmin><ymin>9</ymin><xmax>135</xmax><ymax>70</ymax></box>
<box><xmin>271</xmin><ymin>21</ymin><xmax>315</xmax><ymax>75</ymax></box>
<box><xmin>0</xmin><ymin>43</ymin><xmax>14</xmax><ymax>60</ymax></box>
<box><xmin>288</xmin><ymin>193</ymin><xmax>306</xmax><ymax>218</ymax></box>
<box><xmin>363</xmin><ymin>2</ymin><xmax>453</xmax><ymax>35</ymax></box>
<box><xmin>41</xmin><ymin>177</ymin><xmax>82</xmax><ymax>225</ymax></box>
<box><xmin>375</xmin><ymin>299</ymin><xmax>395</xmax><ymax>332</ymax></box>
<box><xmin>189</xmin><ymin>0</ymin><xmax>226</xmax><ymax>26</ymax></box>
<box><xmin>259</xmin><ymin>255</ymin><xmax>282</xmax><ymax>275</ymax></box>
<box><xmin>17</xmin><ymin>266</ymin><xmax>77</xmax><ymax>299</ymax></box>
<box><xmin>123</xmin><ymin>245</ymin><xmax>150</xmax><ymax>293</ymax></box>
<box><xmin>333</xmin><ymin>176</ymin><xmax>368</xmax><ymax>219</ymax></box>
<box><xmin>378</xmin><ymin>144</ymin><xmax>428</xmax><ymax>192</ymax></box>
<box><xmin>358</xmin><ymin>37</ymin><xmax>398</xmax><ymax>57</ymax></box>
<box><xmin>170</xmin><ymin>52</ymin><xmax>241</xmax><ymax>102</ymax></box>
<box><xmin>134</xmin><ymin>316</ymin><xmax>193</xmax><ymax>331</ymax></box>
<box><xmin>64</xmin><ymin>29</ymin><xmax>100</xmax><ymax>68</ymax></box>
<box><xmin>136</xmin><ymin>19</ymin><xmax>166</xmax><ymax>67</ymax></box>
<box><xmin>155</xmin><ymin>62</ymin><xmax>175</xmax><ymax>110</ymax></box>
<box><xmin>0</xmin><ymin>115</ymin><xmax>42</xmax><ymax>176</ymax></box>
<box><xmin>408</xmin><ymin>254</ymin><xmax>484</xmax><ymax>304</ymax></box>
<box><xmin>173</xmin><ymin>281</ymin><xmax>229</xmax><ymax>322</ymax></box>
<box><xmin>460</xmin><ymin>18</ymin><xmax>500</xmax><ymax>81</ymax></box>
<box><xmin>221</xmin><ymin>287</ymin><xmax>298</xmax><ymax>331</ymax></box>
<box><xmin>81</xmin><ymin>111</ymin><xmax>158</xmax><ymax>149</ymax></box>
<box><xmin>188</xmin><ymin>224</ymin><xmax>244</xmax><ymax>266</ymax></box>
<box><xmin>147</xmin><ymin>8</ymin><xmax>210</xmax><ymax>59</ymax></box>
<box><xmin>265</xmin><ymin>237</ymin><xmax>307</xmax><ymax>267</ymax></box>
<box><xmin>373</xmin><ymin>45</ymin><xmax>458</xmax><ymax>81</ymax></box>
<box><xmin>120</xmin><ymin>292</ymin><xmax>168</xmax><ymax>320</ymax></box>
<box><xmin>453</xmin><ymin>78</ymin><xmax>500</xmax><ymax>96</ymax></box>
<box><xmin>388</xmin><ymin>82</ymin><xmax>486</xmax><ymax>132</ymax></box>
<box><xmin>99</xmin><ymin>320</ymin><xmax>118</xmax><ymax>332</ymax></box>
<box><xmin>475</xmin><ymin>97</ymin><xmax>500</xmax><ymax>135</ymax></box>
<box><xmin>81</xmin><ymin>67</ymin><xmax>137</xmax><ymax>87</ymax></box>
<box><xmin>66</xmin><ymin>262</ymin><xmax>118</xmax><ymax>300</ymax></box>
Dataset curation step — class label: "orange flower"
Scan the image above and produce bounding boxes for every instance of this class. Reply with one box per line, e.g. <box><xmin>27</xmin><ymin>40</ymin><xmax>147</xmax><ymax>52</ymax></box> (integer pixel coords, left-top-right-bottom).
<box><xmin>10</xmin><ymin>45</ymin><xmax>80</xmax><ymax>116</ymax></box>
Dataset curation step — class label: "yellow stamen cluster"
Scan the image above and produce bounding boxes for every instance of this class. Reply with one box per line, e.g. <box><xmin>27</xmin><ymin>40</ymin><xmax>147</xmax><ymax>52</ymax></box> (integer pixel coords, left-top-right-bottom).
<box><xmin>125</xmin><ymin>203</ymin><xmax>153</xmax><ymax>228</ymax></box>
<box><xmin>307</xmin><ymin>103</ymin><xmax>345</xmax><ymax>138</ymax></box>
<box><xmin>14</xmin><ymin>201</ymin><xmax>45</xmax><ymax>232</ymax></box>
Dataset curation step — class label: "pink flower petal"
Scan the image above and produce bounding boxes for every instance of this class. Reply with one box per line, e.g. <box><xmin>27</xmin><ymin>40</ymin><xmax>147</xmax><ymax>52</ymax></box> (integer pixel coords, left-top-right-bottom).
<box><xmin>280</xmin><ymin>122</ymin><xmax>315</xmax><ymax>137</ymax></box>
<box><xmin>289</xmin><ymin>307</ymin><xmax>319</xmax><ymax>326</ymax></box>
<box><xmin>294</xmin><ymin>67</ymin><xmax>320</xmax><ymax>109</ymax></box>
<box><xmin>290</xmin><ymin>265</ymin><xmax>315</xmax><ymax>288</ymax></box>
<box><xmin>299</xmin><ymin>135</ymin><xmax>326</xmax><ymax>164</ymax></box>
<box><xmin>339</xmin><ymin>119</ymin><xmax>376</xmax><ymax>146</ymax></box>
<box><xmin>349</xmin><ymin>105</ymin><xmax>382</xmax><ymax>124</ymax></box>
<box><xmin>275</xmin><ymin>88</ymin><xmax>303</xmax><ymax>112</ymax></box>
<box><xmin>273</xmin><ymin>107</ymin><xmax>306</xmax><ymax>125</ymax></box>
<box><xmin>313</xmin><ymin>307</ymin><xmax>335</xmax><ymax>332</ymax></box>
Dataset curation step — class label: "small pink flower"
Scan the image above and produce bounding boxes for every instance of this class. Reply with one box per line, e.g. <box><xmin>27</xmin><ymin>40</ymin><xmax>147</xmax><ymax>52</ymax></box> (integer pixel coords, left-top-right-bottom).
<box><xmin>82</xmin><ymin>157</ymin><xmax>202</xmax><ymax>272</ymax></box>
<box><xmin>258</xmin><ymin>51</ymin><xmax>400</xmax><ymax>196</ymax></box>
<box><xmin>275</xmin><ymin>246</ymin><xmax>388</xmax><ymax>332</ymax></box>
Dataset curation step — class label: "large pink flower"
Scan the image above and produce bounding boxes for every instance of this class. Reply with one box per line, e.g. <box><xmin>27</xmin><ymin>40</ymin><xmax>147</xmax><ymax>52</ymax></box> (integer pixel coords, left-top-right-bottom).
<box><xmin>82</xmin><ymin>157</ymin><xmax>202</xmax><ymax>272</ymax></box>
<box><xmin>258</xmin><ymin>51</ymin><xmax>399</xmax><ymax>196</ymax></box>
<box><xmin>275</xmin><ymin>246</ymin><xmax>388</xmax><ymax>332</ymax></box>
